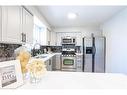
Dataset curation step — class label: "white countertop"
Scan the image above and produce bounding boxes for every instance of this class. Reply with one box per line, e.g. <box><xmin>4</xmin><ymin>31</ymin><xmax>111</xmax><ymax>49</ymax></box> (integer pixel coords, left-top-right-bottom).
<box><xmin>35</xmin><ymin>53</ymin><xmax>83</xmax><ymax>63</ymax></box>
<box><xmin>20</xmin><ymin>71</ymin><xmax>127</xmax><ymax>89</ymax></box>
<box><xmin>32</xmin><ymin>53</ymin><xmax>61</xmax><ymax>62</ymax></box>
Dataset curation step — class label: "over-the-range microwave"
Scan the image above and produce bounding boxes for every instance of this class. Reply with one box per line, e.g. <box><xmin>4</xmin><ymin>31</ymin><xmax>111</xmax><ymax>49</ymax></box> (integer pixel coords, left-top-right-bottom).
<box><xmin>61</xmin><ymin>36</ymin><xmax>76</xmax><ymax>44</ymax></box>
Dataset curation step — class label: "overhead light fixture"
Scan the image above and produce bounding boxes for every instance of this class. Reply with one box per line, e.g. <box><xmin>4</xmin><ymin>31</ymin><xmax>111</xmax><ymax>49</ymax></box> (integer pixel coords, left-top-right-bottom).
<box><xmin>67</xmin><ymin>13</ymin><xmax>77</xmax><ymax>20</ymax></box>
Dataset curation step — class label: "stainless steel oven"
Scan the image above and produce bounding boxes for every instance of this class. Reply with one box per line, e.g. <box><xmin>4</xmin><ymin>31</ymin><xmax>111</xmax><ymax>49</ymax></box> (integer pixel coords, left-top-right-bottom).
<box><xmin>61</xmin><ymin>55</ymin><xmax>76</xmax><ymax>71</ymax></box>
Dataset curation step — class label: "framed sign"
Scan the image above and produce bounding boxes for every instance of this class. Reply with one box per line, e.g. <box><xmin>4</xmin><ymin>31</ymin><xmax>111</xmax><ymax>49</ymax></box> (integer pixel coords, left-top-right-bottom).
<box><xmin>0</xmin><ymin>60</ymin><xmax>24</xmax><ymax>88</ymax></box>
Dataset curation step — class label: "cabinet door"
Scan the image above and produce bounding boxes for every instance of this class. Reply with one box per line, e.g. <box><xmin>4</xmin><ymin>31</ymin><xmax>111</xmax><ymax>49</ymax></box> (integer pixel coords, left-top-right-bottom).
<box><xmin>50</xmin><ymin>31</ymin><xmax>56</xmax><ymax>46</ymax></box>
<box><xmin>48</xmin><ymin>59</ymin><xmax>52</xmax><ymax>71</ymax></box>
<box><xmin>52</xmin><ymin>54</ymin><xmax>61</xmax><ymax>70</ymax></box>
<box><xmin>45</xmin><ymin>61</ymin><xmax>49</xmax><ymax>71</ymax></box>
<box><xmin>45</xmin><ymin>59</ymin><xmax>52</xmax><ymax>71</ymax></box>
<box><xmin>52</xmin><ymin>55</ymin><xmax>56</xmax><ymax>70</ymax></box>
<box><xmin>76</xmin><ymin>55</ymin><xmax>83</xmax><ymax>72</ymax></box>
<box><xmin>55</xmin><ymin>54</ymin><xmax>61</xmax><ymax>70</ymax></box>
<box><xmin>2</xmin><ymin>6</ymin><xmax>22</xmax><ymax>43</ymax></box>
<box><xmin>75</xmin><ymin>32</ymin><xmax>82</xmax><ymax>46</ymax></box>
<box><xmin>56</xmin><ymin>33</ymin><xmax>62</xmax><ymax>46</ymax></box>
<box><xmin>46</xmin><ymin>29</ymin><xmax>51</xmax><ymax>45</ymax></box>
<box><xmin>22</xmin><ymin>8</ymin><xmax>33</xmax><ymax>44</ymax></box>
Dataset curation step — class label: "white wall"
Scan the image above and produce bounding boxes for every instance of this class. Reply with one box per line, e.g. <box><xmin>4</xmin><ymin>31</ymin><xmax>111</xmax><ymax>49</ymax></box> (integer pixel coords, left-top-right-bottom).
<box><xmin>53</xmin><ymin>26</ymin><xmax>102</xmax><ymax>37</ymax></box>
<box><xmin>102</xmin><ymin>7</ymin><xmax>127</xmax><ymax>74</ymax></box>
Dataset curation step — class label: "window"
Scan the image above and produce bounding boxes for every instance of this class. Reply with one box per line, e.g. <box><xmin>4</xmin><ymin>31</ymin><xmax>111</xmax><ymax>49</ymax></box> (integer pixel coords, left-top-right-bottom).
<box><xmin>33</xmin><ymin>16</ymin><xmax>47</xmax><ymax>45</ymax></box>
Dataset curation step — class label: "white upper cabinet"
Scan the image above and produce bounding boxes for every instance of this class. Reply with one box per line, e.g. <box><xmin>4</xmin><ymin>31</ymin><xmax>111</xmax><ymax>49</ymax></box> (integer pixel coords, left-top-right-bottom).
<box><xmin>50</xmin><ymin>31</ymin><xmax>56</xmax><ymax>46</ymax></box>
<box><xmin>46</xmin><ymin>29</ymin><xmax>51</xmax><ymax>45</ymax></box>
<box><xmin>56</xmin><ymin>32</ymin><xmax>62</xmax><ymax>46</ymax></box>
<box><xmin>42</xmin><ymin>28</ymin><xmax>56</xmax><ymax>46</ymax></box>
<box><xmin>2</xmin><ymin>6</ymin><xmax>22</xmax><ymax>44</ymax></box>
<box><xmin>0</xmin><ymin>6</ymin><xmax>34</xmax><ymax>44</ymax></box>
<box><xmin>74</xmin><ymin>32</ymin><xmax>82</xmax><ymax>46</ymax></box>
<box><xmin>22</xmin><ymin>8</ymin><xmax>33</xmax><ymax>44</ymax></box>
<box><xmin>47</xmin><ymin>29</ymin><xmax>56</xmax><ymax>46</ymax></box>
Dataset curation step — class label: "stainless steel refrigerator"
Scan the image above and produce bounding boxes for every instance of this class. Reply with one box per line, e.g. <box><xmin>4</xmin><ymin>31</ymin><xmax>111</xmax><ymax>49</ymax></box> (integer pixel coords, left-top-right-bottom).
<box><xmin>82</xmin><ymin>36</ymin><xmax>106</xmax><ymax>73</ymax></box>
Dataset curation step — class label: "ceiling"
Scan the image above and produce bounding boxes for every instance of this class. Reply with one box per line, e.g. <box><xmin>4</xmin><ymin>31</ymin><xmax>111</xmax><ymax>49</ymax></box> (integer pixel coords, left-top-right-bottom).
<box><xmin>36</xmin><ymin>6</ymin><xmax>126</xmax><ymax>28</ymax></box>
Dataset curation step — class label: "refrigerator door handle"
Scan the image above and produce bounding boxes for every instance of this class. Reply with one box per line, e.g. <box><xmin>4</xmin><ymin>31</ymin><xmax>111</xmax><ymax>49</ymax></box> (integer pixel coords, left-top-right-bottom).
<box><xmin>82</xmin><ymin>37</ymin><xmax>85</xmax><ymax>72</ymax></box>
<box><xmin>93</xmin><ymin>46</ymin><xmax>96</xmax><ymax>55</ymax></box>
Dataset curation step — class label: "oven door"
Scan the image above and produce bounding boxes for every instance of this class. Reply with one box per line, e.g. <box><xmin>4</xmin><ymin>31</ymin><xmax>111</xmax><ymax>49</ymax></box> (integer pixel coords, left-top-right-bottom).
<box><xmin>62</xmin><ymin>57</ymin><xmax>76</xmax><ymax>69</ymax></box>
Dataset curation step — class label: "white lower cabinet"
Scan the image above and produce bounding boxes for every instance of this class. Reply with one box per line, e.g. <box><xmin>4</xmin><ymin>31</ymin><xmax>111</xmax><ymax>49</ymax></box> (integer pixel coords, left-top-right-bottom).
<box><xmin>76</xmin><ymin>54</ymin><xmax>83</xmax><ymax>72</ymax></box>
<box><xmin>2</xmin><ymin>6</ymin><xmax>22</xmax><ymax>44</ymax></box>
<box><xmin>45</xmin><ymin>58</ymin><xmax>52</xmax><ymax>71</ymax></box>
<box><xmin>55</xmin><ymin>54</ymin><xmax>61</xmax><ymax>70</ymax></box>
<box><xmin>52</xmin><ymin>54</ymin><xmax>61</xmax><ymax>70</ymax></box>
<box><xmin>52</xmin><ymin>55</ymin><xmax>56</xmax><ymax>70</ymax></box>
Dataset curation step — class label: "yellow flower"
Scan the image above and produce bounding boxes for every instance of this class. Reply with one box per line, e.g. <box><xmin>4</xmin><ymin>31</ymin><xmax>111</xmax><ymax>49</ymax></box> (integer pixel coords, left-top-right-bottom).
<box><xmin>27</xmin><ymin>59</ymin><xmax>47</xmax><ymax>78</ymax></box>
<box><xmin>16</xmin><ymin>50</ymin><xmax>31</xmax><ymax>73</ymax></box>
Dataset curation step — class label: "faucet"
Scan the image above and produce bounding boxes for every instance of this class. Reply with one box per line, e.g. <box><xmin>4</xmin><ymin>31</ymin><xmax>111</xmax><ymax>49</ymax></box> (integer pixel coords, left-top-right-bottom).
<box><xmin>32</xmin><ymin>43</ymin><xmax>41</xmax><ymax>56</ymax></box>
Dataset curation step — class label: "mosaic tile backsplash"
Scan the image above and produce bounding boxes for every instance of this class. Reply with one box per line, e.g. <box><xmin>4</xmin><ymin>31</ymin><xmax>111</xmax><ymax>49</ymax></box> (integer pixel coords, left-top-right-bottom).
<box><xmin>0</xmin><ymin>43</ymin><xmax>81</xmax><ymax>62</ymax></box>
<box><xmin>40</xmin><ymin>46</ymin><xmax>62</xmax><ymax>53</ymax></box>
<box><xmin>40</xmin><ymin>46</ymin><xmax>81</xmax><ymax>53</ymax></box>
<box><xmin>0</xmin><ymin>43</ymin><xmax>21</xmax><ymax>62</ymax></box>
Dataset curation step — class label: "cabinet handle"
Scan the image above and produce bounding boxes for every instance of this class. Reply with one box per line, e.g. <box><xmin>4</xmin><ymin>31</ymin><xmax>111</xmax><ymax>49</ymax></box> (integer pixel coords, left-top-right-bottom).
<box><xmin>49</xmin><ymin>62</ymin><xmax>51</xmax><ymax>65</ymax></box>
<box><xmin>49</xmin><ymin>61</ymin><xmax>51</xmax><ymax>65</ymax></box>
<box><xmin>21</xmin><ymin>33</ymin><xmax>26</xmax><ymax>42</ymax></box>
<box><xmin>24</xmin><ymin>34</ymin><xmax>26</xmax><ymax>42</ymax></box>
<box><xmin>48</xmin><ymin>41</ymin><xmax>50</xmax><ymax>45</ymax></box>
<box><xmin>21</xmin><ymin>33</ymin><xmax>24</xmax><ymax>42</ymax></box>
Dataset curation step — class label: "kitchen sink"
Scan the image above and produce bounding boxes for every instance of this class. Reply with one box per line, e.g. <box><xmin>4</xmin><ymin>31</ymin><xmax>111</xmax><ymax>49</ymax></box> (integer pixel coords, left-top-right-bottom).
<box><xmin>40</xmin><ymin>56</ymin><xmax>47</xmax><ymax>58</ymax></box>
<box><xmin>35</xmin><ymin>55</ymin><xmax>48</xmax><ymax>58</ymax></box>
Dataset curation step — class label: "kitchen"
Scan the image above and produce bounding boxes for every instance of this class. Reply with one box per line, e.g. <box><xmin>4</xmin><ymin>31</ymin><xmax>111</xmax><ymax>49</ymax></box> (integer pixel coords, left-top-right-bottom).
<box><xmin>1</xmin><ymin>5</ymin><xmax>127</xmax><ymax>89</ymax></box>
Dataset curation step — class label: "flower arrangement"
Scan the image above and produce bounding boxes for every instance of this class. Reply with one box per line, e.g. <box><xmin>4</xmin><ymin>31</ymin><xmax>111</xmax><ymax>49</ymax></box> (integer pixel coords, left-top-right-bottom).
<box><xmin>27</xmin><ymin>59</ymin><xmax>47</xmax><ymax>83</ymax></box>
<box><xmin>16</xmin><ymin>50</ymin><xmax>31</xmax><ymax>74</ymax></box>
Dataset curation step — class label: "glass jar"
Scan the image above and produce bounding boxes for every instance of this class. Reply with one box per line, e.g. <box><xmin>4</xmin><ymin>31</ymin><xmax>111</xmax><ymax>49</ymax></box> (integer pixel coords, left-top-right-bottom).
<box><xmin>30</xmin><ymin>72</ymin><xmax>42</xmax><ymax>83</ymax></box>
